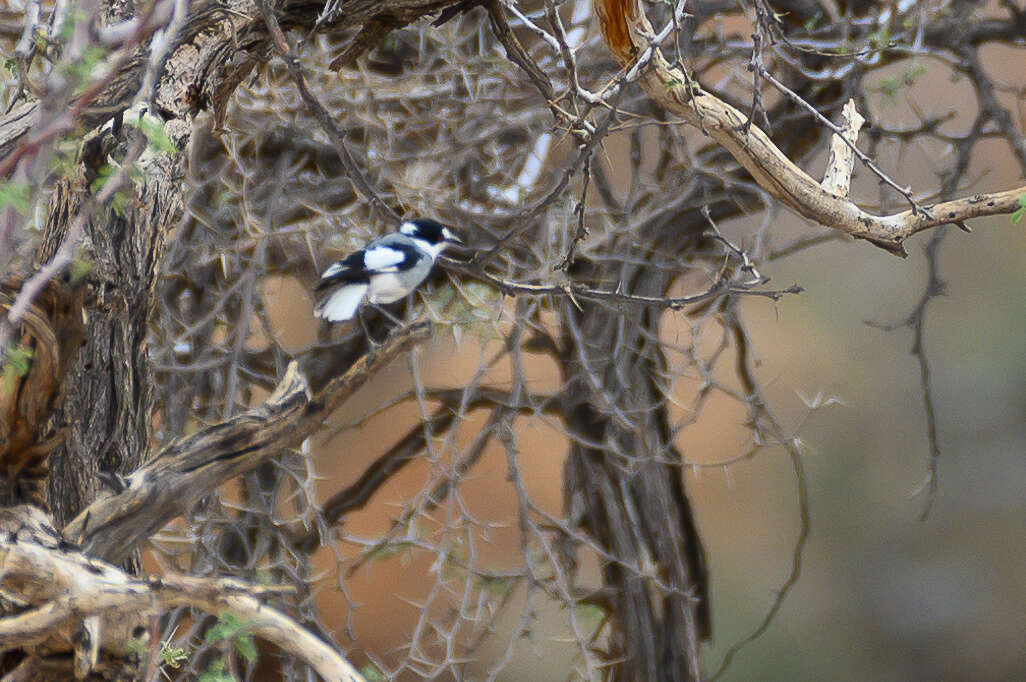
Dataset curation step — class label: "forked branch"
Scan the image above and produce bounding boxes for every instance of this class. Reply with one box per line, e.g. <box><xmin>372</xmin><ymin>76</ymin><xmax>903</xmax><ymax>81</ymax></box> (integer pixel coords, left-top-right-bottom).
<box><xmin>592</xmin><ymin>0</ymin><xmax>1026</xmax><ymax>255</ymax></box>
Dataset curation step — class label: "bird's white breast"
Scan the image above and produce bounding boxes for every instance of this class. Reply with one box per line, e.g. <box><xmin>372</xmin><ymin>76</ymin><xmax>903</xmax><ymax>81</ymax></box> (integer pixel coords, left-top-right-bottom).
<box><xmin>366</xmin><ymin>272</ymin><xmax>412</xmax><ymax>303</ymax></box>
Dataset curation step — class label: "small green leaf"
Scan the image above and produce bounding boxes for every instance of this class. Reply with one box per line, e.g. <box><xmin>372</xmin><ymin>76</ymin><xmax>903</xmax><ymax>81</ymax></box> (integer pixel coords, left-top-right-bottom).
<box><xmin>367</xmin><ymin>540</ymin><xmax>413</xmax><ymax>563</ymax></box>
<box><xmin>0</xmin><ymin>182</ymin><xmax>31</xmax><ymax>215</ymax></box>
<box><xmin>803</xmin><ymin>12</ymin><xmax>822</xmax><ymax>32</ymax></box>
<box><xmin>66</xmin><ymin>45</ymin><xmax>109</xmax><ymax>83</ymax></box>
<box><xmin>90</xmin><ymin>164</ymin><xmax>133</xmax><ymax>216</ymax></box>
<box><xmin>197</xmin><ymin>657</ymin><xmax>235</xmax><ymax>682</ymax></box>
<box><xmin>232</xmin><ymin>634</ymin><xmax>257</xmax><ymax>664</ymax></box>
<box><xmin>2</xmin><ymin>344</ymin><xmax>35</xmax><ymax>393</ymax></box>
<box><xmin>124</xmin><ymin>637</ymin><xmax>148</xmax><ymax>657</ymax></box>
<box><xmin>126</xmin><ymin>115</ymin><xmax>177</xmax><ymax>156</ymax></box>
<box><xmin>206</xmin><ymin>612</ymin><xmax>251</xmax><ymax>644</ymax></box>
<box><xmin>869</xmin><ymin>26</ymin><xmax>892</xmax><ymax>49</ymax></box>
<box><xmin>872</xmin><ymin>63</ymin><xmax>926</xmax><ymax>104</ymax></box>
<box><xmin>1011</xmin><ymin>194</ymin><xmax>1026</xmax><ymax>224</ymax></box>
<box><xmin>360</xmin><ymin>664</ymin><xmax>386</xmax><ymax>681</ymax></box>
<box><xmin>476</xmin><ymin>574</ymin><xmax>514</xmax><ymax>597</ymax></box>
<box><xmin>69</xmin><ymin>258</ymin><xmax>91</xmax><ymax>284</ymax></box>
<box><xmin>160</xmin><ymin>640</ymin><xmax>189</xmax><ymax>668</ymax></box>
<box><xmin>204</xmin><ymin>612</ymin><xmax>257</xmax><ymax>666</ymax></box>
<box><xmin>90</xmin><ymin>164</ymin><xmax>115</xmax><ymax>196</ymax></box>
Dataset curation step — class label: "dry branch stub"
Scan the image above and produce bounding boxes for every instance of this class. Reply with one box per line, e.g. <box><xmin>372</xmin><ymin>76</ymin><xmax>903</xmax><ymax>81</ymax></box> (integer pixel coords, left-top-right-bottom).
<box><xmin>821</xmin><ymin>99</ymin><xmax>866</xmax><ymax>198</ymax></box>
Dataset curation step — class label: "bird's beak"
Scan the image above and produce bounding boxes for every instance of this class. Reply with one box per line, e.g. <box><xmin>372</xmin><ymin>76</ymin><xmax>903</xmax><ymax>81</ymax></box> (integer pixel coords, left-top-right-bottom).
<box><xmin>443</xmin><ymin>228</ymin><xmax>463</xmax><ymax>245</ymax></box>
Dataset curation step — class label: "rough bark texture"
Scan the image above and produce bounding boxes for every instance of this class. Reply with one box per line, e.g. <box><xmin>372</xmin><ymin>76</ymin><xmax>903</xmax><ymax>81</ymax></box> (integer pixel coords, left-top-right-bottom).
<box><xmin>40</xmin><ymin>147</ymin><xmax>180</xmax><ymax>526</ymax></box>
<box><xmin>0</xmin><ymin>275</ymin><xmax>87</xmax><ymax>507</ymax></box>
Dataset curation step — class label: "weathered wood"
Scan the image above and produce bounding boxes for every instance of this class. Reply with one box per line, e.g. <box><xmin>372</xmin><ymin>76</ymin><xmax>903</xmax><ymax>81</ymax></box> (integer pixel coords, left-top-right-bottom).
<box><xmin>0</xmin><ymin>522</ymin><xmax>366</xmax><ymax>682</ymax></box>
<box><xmin>64</xmin><ymin>320</ymin><xmax>430</xmax><ymax>563</ymax></box>
<box><xmin>591</xmin><ymin>0</ymin><xmax>1026</xmax><ymax>254</ymax></box>
<box><xmin>0</xmin><ymin>276</ymin><xmax>87</xmax><ymax>506</ymax></box>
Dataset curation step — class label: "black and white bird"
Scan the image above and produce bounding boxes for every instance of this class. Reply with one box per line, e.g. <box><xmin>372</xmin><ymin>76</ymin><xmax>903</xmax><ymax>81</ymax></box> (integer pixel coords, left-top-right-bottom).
<box><xmin>314</xmin><ymin>219</ymin><xmax>462</xmax><ymax>322</ymax></box>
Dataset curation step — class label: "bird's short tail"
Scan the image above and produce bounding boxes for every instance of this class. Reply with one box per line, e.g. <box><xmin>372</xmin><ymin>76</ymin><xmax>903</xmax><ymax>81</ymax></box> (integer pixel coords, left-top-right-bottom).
<box><xmin>314</xmin><ymin>283</ymin><xmax>368</xmax><ymax>321</ymax></box>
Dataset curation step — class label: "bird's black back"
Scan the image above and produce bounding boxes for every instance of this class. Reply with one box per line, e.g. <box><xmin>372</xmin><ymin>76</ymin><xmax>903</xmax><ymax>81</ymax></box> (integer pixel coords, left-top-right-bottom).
<box><xmin>314</xmin><ymin>241</ymin><xmax>422</xmax><ymax>291</ymax></box>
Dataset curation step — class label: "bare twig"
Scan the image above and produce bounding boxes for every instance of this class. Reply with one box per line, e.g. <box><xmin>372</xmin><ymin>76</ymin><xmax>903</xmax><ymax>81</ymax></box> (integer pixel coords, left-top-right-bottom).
<box><xmin>707</xmin><ymin>310</ymin><xmax>811</xmax><ymax>681</ymax></box>
<box><xmin>257</xmin><ymin>0</ymin><xmax>402</xmax><ymax>226</ymax></box>
<box><xmin>443</xmin><ymin>255</ymin><xmax>802</xmax><ymax>309</ymax></box>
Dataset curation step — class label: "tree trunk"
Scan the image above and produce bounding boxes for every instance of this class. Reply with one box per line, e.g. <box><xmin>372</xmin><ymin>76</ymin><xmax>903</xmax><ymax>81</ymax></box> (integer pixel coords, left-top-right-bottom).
<box><xmin>40</xmin><ymin>147</ymin><xmax>181</xmax><ymax>528</ymax></box>
<box><xmin>560</xmin><ymin>242</ymin><xmax>711</xmax><ymax>681</ymax></box>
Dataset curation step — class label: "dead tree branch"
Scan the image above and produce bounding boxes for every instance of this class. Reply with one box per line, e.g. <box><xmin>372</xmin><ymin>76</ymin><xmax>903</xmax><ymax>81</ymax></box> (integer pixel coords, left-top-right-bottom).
<box><xmin>0</xmin><ymin>530</ymin><xmax>366</xmax><ymax>682</ymax></box>
<box><xmin>63</xmin><ymin>321</ymin><xmax>431</xmax><ymax>564</ymax></box>
<box><xmin>592</xmin><ymin>0</ymin><xmax>1026</xmax><ymax>255</ymax></box>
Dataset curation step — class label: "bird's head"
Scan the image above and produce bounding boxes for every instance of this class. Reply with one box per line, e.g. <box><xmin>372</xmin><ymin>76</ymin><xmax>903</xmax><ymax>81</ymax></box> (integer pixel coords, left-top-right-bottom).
<box><xmin>400</xmin><ymin>219</ymin><xmax>463</xmax><ymax>255</ymax></box>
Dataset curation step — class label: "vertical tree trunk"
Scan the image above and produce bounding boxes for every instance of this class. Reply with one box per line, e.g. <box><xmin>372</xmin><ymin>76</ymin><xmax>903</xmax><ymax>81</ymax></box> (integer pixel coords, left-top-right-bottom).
<box><xmin>560</xmin><ymin>248</ymin><xmax>710</xmax><ymax>681</ymax></box>
<box><xmin>39</xmin><ymin>137</ymin><xmax>182</xmax><ymax>528</ymax></box>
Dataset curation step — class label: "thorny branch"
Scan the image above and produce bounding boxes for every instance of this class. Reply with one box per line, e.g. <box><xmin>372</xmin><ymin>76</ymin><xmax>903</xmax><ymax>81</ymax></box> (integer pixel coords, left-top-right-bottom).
<box><xmin>257</xmin><ymin>0</ymin><xmax>402</xmax><ymax>226</ymax></box>
<box><xmin>2</xmin><ymin>0</ymin><xmax>1025</xmax><ymax>680</ymax></box>
<box><xmin>706</xmin><ymin>308</ymin><xmax>810</xmax><ymax>681</ymax></box>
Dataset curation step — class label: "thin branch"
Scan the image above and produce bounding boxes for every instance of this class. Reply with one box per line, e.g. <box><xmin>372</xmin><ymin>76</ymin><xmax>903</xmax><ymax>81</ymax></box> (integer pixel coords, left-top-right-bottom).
<box><xmin>909</xmin><ymin>231</ymin><xmax>945</xmax><ymax>520</ymax></box>
<box><xmin>443</xmin><ymin>256</ymin><xmax>803</xmax><ymax>309</ymax></box>
<box><xmin>256</xmin><ymin>0</ymin><xmax>402</xmax><ymax>226</ymax></box>
<box><xmin>707</xmin><ymin>309</ymin><xmax>811</xmax><ymax>681</ymax></box>
<box><xmin>865</xmin><ymin>229</ymin><xmax>948</xmax><ymax>519</ymax></box>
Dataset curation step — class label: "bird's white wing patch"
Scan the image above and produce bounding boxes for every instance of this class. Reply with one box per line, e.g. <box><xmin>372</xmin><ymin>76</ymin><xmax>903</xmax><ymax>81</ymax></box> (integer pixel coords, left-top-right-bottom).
<box><xmin>315</xmin><ymin>283</ymin><xmax>368</xmax><ymax>321</ymax></box>
<box><xmin>363</xmin><ymin>246</ymin><xmax>406</xmax><ymax>272</ymax></box>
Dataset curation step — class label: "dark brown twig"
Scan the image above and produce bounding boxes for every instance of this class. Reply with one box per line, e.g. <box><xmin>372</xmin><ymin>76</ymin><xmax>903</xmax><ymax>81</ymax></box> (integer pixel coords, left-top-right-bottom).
<box><xmin>257</xmin><ymin>0</ymin><xmax>402</xmax><ymax>226</ymax></box>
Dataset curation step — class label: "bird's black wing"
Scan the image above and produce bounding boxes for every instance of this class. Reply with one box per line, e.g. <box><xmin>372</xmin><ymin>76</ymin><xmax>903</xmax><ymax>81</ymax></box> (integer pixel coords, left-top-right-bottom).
<box><xmin>316</xmin><ymin>242</ymin><xmax>422</xmax><ymax>291</ymax></box>
<box><xmin>315</xmin><ymin>250</ymin><xmax>371</xmax><ymax>291</ymax></box>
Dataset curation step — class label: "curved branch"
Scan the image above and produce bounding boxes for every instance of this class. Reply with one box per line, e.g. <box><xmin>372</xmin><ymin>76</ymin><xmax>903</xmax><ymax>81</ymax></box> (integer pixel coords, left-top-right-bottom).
<box><xmin>63</xmin><ymin>321</ymin><xmax>432</xmax><ymax>563</ymax></box>
<box><xmin>592</xmin><ymin>0</ymin><xmax>1026</xmax><ymax>255</ymax></box>
<box><xmin>0</xmin><ymin>534</ymin><xmax>366</xmax><ymax>682</ymax></box>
